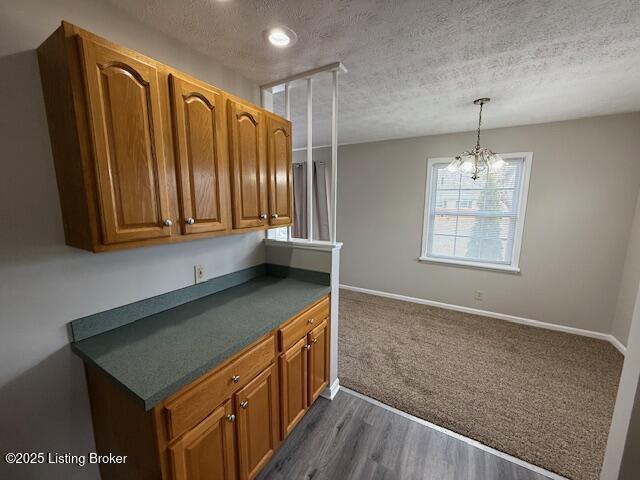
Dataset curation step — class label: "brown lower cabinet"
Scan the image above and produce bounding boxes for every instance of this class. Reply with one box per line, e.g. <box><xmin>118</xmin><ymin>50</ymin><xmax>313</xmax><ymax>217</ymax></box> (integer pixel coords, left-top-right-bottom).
<box><xmin>308</xmin><ymin>320</ymin><xmax>330</xmax><ymax>404</ymax></box>
<box><xmin>170</xmin><ymin>400</ymin><xmax>237</xmax><ymax>480</ymax></box>
<box><xmin>235</xmin><ymin>365</ymin><xmax>279</xmax><ymax>479</ymax></box>
<box><xmin>84</xmin><ymin>295</ymin><xmax>330</xmax><ymax>480</ymax></box>
<box><xmin>279</xmin><ymin>303</ymin><xmax>331</xmax><ymax>437</ymax></box>
<box><xmin>170</xmin><ymin>364</ymin><xmax>279</xmax><ymax>480</ymax></box>
<box><xmin>279</xmin><ymin>337</ymin><xmax>309</xmax><ymax>437</ymax></box>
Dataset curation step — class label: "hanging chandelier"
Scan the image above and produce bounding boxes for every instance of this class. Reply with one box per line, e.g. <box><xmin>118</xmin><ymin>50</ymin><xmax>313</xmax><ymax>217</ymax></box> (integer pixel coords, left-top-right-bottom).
<box><xmin>447</xmin><ymin>98</ymin><xmax>506</xmax><ymax>180</ymax></box>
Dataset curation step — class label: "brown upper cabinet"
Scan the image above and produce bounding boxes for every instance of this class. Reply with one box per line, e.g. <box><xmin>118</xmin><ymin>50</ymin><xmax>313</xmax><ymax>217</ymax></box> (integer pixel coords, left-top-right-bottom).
<box><xmin>37</xmin><ymin>21</ymin><xmax>292</xmax><ymax>252</ymax></box>
<box><xmin>266</xmin><ymin>113</ymin><xmax>293</xmax><ymax>226</ymax></box>
<box><xmin>227</xmin><ymin>100</ymin><xmax>269</xmax><ymax>230</ymax></box>
<box><xmin>78</xmin><ymin>36</ymin><xmax>173</xmax><ymax>245</ymax></box>
<box><xmin>170</xmin><ymin>74</ymin><xmax>230</xmax><ymax>235</ymax></box>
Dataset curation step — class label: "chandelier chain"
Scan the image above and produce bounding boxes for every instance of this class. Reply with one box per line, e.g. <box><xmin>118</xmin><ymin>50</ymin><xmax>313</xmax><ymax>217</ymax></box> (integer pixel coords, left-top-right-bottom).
<box><xmin>476</xmin><ymin>101</ymin><xmax>483</xmax><ymax>148</ymax></box>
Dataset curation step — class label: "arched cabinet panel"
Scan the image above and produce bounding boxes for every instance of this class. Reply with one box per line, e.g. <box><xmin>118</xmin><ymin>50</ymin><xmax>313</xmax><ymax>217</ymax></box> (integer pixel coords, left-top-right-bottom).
<box><xmin>266</xmin><ymin>115</ymin><xmax>293</xmax><ymax>226</ymax></box>
<box><xmin>78</xmin><ymin>36</ymin><xmax>171</xmax><ymax>244</ymax></box>
<box><xmin>227</xmin><ymin>100</ymin><xmax>268</xmax><ymax>230</ymax></box>
<box><xmin>170</xmin><ymin>75</ymin><xmax>230</xmax><ymax>235</ymax></box>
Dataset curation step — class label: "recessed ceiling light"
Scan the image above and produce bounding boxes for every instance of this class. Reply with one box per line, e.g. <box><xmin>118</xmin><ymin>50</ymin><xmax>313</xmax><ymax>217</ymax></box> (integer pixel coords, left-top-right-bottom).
<box><xmin>266</xmin><ymin>27</ymin><xmax>297</xmax><ymax>48</ymax></box>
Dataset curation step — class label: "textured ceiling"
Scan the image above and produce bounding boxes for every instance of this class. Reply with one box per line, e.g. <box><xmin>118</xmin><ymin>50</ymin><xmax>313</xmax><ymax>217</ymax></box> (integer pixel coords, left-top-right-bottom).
<box><xmin>107</xmin><ymin>0</ymin><xmax>640</xmax><ymax>148</ymax></box>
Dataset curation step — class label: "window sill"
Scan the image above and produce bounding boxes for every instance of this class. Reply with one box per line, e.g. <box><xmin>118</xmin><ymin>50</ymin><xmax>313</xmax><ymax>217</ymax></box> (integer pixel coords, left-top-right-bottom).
<box><xmin>264</xmin><ymin>238</ymin><xmax>343</xmax><ymax>251</ymax></box>
<box><xmin>418</xmin><ymin>256</ymin><xmax>521</xmax><ymax>274</ymax></box>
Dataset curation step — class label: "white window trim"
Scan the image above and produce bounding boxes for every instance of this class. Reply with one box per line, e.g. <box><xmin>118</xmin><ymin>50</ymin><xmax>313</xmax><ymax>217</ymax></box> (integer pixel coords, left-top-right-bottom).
<box><xmin>419</xmin><ymin>152</ymin><xmax>533</xmax><ymax>273</ymax></box>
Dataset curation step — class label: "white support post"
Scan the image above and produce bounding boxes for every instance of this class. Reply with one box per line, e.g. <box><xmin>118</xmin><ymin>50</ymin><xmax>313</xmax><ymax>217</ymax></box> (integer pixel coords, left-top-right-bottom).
<box><xmin>285</xmin><ymin>83</ymin><xmax>292</xmax><ymax>241</ymax></box>
<box><xmin>330</xmin><ymin>70</ymin><xmax>338</xmax><ymax>244</ymax></box>
<box><xmin>602</xmin><ymin>283</ymin><xmax>640</xmax><ymax>478</ymax></box>
<box><xmin>306</xmin><ymin>77</ymin><xmax>314</xmax><ymax>242</ymax></box>
<box><xmin>258</xmin><ymin>62</ymin><xmax>346</xmax><ymax>246</ymax></box>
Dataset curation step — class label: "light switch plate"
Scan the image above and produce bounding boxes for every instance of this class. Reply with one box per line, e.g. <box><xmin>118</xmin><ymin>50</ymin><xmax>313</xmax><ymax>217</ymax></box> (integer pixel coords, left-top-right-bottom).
<box><xmin>194</xmin><ymin>264</ymin><xmax>205</xmax><ymax>284</ymax></box>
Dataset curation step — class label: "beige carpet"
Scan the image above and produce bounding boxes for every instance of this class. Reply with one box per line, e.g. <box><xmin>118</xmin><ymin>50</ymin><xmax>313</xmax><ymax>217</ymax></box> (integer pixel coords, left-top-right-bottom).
<box><xmin>338</xmin><ymin>289</ymin><xmax>624</xmax><ymax>480</ymax></box>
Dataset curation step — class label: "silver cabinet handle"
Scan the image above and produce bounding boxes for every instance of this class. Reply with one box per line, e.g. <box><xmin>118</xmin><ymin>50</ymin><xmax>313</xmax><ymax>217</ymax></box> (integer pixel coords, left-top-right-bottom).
<box><xmin>308</xmin><ymin>318</ymin><xmax>315</xmax><ymax>325</ymax></box>
<box><xmin>186</xmin><ymin>217</ymin><xmax>195</xmax><ymax>225</ymax></box>
<box><xmin>163</xmin><ymin>219</ymin><xmax>173</xmax><ymax>227</ymax></box>
<box><xmin>231</xmin><ymin>375</ymin><xmax>240</xmax><ymax>383</ymax></box>
<box><xmin>227</xmin><ymin>414</ymin><xmax>235</xmax><ymax>423</ymax></box>
<box><xmin>240</xmin><ymin>400</ymin><xmax>248</xmax><ymax>409</ymax></box>
<box><xmin>306</xmin><ymin>344</ymin><xmax>312</xmax><ymax>350</ymax></box>
<box><xmin>259</xmin><ymin>213</ymin><xmax>267</xmax><ymax>220</ymax></box>
<box><xmin>271</xmin><ymin>213</ymin><xmax>279</xmax><ymax>219</ymax></box>
<box><xmin>312</xmin><ymin>337</ymin><xmax>317</xmax><ymax>344</ymax></box>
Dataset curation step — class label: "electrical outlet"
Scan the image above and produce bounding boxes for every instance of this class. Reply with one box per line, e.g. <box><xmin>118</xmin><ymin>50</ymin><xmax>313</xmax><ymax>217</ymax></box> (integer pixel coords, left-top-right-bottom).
<box><xmin>194</xmin><ymin>264</ymin><xmax>205</xmax><ymax>284</ymax></box>
<box><xmin>474</xmin><ymin>290</ymin><xmax>483</xmax><ymax>301</ymax></box>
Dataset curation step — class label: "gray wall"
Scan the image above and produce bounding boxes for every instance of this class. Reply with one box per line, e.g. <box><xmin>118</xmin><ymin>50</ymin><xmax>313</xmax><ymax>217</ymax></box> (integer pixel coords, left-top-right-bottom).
<box><xmin>0</xmin><ymin>1</ymin><xmax>261</xmax><ymax>478</ymax></box>
<box><xmin>336</xmin><ymin>113</ymin><xmax>640</xmax><ymax>336</ymax></box>
<box><xmin>613</xmin><ymin>193</ymin><xmax>640</xmax><ymax>345</ymax></box>
<box><xmin>265</xmin><ymin>244</ymin><xmax>332</xmax><ymax>273</ymax></box>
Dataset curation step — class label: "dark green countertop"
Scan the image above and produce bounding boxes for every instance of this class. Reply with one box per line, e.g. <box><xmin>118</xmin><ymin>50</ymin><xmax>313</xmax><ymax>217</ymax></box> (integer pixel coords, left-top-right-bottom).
<box><xmin>71</xmin><ymin>275</ymin><xmax>331</xmax><ymax>410</ymax></box>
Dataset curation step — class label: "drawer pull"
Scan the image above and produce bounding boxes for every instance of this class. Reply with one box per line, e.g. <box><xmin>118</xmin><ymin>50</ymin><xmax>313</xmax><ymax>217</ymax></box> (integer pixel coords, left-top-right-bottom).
<box><xmin>240</xmin><ymin>400</ymin><xmax>248</xmax><ymax>409</ymax></box>
<box><xmin>312</xmin><ymin>337</ymin><xmax>317</xmax><ymax>343</ymax></box>
<box><xmin>231</xmin><ymin>375</ymin><xmax>240</xmax><ymax>383</ymax></box>
<box><xmin>306</xmin><ymin>344</ymin><xmax>312</xmax><ymax>350</ymax></box>
<box><xmin>227</xmin><ymin>414</ymin><xmax>235</xmax><ymax>423</ymax></box>
<box><xmin>308</xmin><ymin>318</ymin><xmax>315</xmax><ymax>325</ymax></box>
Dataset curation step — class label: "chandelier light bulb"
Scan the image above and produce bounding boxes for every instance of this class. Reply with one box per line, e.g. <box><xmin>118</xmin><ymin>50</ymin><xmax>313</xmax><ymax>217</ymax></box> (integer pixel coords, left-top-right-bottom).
<box><xmin>461</xmin><ymin>159</ymin><xmax>475</xmax><ymax>173</ymax></box>
<box><xmin>491</xmin><ymin>154</ymin><xmax>506</xmax><ymax>170</ymax></box>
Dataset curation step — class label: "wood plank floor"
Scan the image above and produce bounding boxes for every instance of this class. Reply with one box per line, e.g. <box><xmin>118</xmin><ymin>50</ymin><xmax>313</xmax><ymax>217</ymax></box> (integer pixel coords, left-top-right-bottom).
<box><xmin>258</xmin><ymin>390</ymin><xmax>551</xmax><ymax>480</ymax></box>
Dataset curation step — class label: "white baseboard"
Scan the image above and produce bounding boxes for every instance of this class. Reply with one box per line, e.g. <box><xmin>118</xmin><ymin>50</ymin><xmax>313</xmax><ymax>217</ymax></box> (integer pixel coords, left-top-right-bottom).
<box><xmin>608</xmin><ymin>335</ymin><xmax>627</xmax><ymax>356</ymax></box>
<box><xmin>320</xmin><ymin>378</ymin><xmax>340</xmax><ymax>400</ymax></box>
<box><xmin>341</xmin><ymin>387</ymin><xmax>567</xmax><ymax>480</ymax></box>
<box><xmin>340</xmin><ymin>284</ymin><xmax>627</xmax><ymax>356</ymax></box>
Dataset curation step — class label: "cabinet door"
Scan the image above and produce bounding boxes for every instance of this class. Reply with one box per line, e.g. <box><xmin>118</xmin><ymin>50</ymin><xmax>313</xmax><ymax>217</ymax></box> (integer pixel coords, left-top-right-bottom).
<box><xmin>170</xmin><ymin>400</ymin><xmax>237</xmax><ymax>480</ymax></box>
<box><xmin>78</xmin><ymin>36</ymin><xmax>172</xmax><ymax>244</ymax></box>
<box><xmin>235</xmin><ymin>365</ymin><xmax>279</xmax><ymax>480</ymax></box>
<box><xmin>170</xmin><ymin>75</ymin><xmax>230</xmax><ymax>235</ymax></box>
<box><xmin>279</xmin><ymin>337</ymin><xmax>308</xmax><ymax>439</ymax></box>
<box><xmin>227</xmin><ymin>100</ymin><xmax>267</xmax><ymax>229</ymax></box>
<box><xmin>308</xmin><ymin>320</ymin><xmax>329</xmax><ymax>404</ymax></box>
<box><xmin>266</xmin><ymin>115</ymin><xmax>293</xmax><ymax>226</ymax></box>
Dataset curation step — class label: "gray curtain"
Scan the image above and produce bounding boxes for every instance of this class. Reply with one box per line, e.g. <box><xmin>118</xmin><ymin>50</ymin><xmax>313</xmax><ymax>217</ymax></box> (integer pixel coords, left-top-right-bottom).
<box><xmin>292</xmin><ymin>161</ymin><xmax>331</xmax><ymax>241</ymax></box>
<box><xmin>292</xmin><ymin>163</ymin><xmax>307</xmax><ymax>238</ymax></box>
<box><xmin>314</xmin><ymin>161</ymin><xmax>331</xmax><ymax>241</ymax></box>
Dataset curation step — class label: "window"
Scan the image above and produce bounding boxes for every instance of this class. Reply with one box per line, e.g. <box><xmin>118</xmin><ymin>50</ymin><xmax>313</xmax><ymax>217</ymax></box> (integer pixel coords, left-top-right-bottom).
<box><xmin>420</xmin><ymin>152</ymin><xmax>532</xmax><ymax>272</ymax></box>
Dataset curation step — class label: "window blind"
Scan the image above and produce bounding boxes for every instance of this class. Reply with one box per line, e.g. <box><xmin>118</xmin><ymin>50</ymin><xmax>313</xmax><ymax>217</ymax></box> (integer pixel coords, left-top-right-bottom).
<box><xmin>426</xmin><ymin>158</ymin><xmax>525</xmax><ymax>265</ymax></box>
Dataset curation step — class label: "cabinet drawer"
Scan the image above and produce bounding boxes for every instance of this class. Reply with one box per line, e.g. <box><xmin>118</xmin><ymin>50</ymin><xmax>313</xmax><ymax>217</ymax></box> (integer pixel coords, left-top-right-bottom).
<box><xmin>279</xmin><ymin>296</ymin><xmax>329</xmax><ymax>352</ymax></box>
<box><xmin>162</xmin><ymin>334</ymin><xmax>275</xmax><ymax>440</ymax></box>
